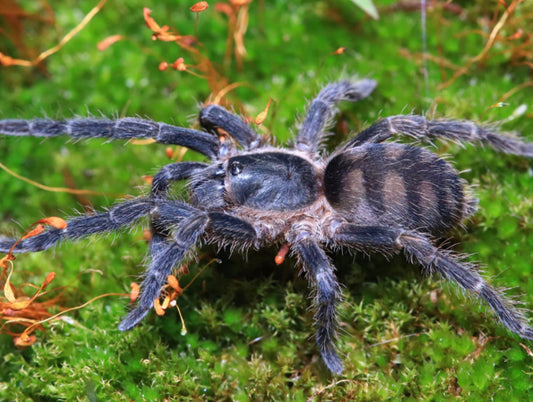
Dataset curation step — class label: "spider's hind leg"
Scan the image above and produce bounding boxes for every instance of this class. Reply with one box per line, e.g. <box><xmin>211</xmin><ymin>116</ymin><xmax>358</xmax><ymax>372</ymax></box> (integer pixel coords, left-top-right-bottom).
<box><xmin>295</xmin><ymin>79</ymin><xmax>377</xmax><ymax>154</ymax></box>
<box><xmin>400</xmin><ymin>232</ymin><xmax>533</xmax><ymax>339</ymax></box>
<box><xmin>335</xmin><ymin>224</ymin><xmax>533</xmax><ymax>340</ymax></box>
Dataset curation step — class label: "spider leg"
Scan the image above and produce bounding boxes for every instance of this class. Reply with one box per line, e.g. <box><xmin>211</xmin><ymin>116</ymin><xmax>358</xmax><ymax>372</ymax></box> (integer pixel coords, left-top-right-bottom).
<box><xmin>206</xmin><ymin>212</ymin><xmax>258</xmax><ymax>243</ymax></box>
<box><xmin>130</xmin><ymin>162</ymin><xmax>216</xmax><ymax>330</ymax></box>
<box><xmin>151</xmin><ymin>161</ymin><xmax>208</xmax><ymax>198</ymax></box>
<box><xmin>149</xmin><ymin>161</ymin><xmax>210</xmax><ymax>298</ymax></box>
<box><xmin>335</xmin><ymin>224</ymin><xmax>533</xmax><ymax>339</ymax></box>
<box><xmin>345</xmin><ymin>115</ymin><xmax>533</xmax><ymax>157</ymax></box>
<box><xmin>0</xmin><ymin>199</ymin><xmax>152</xmax><ymax>253</ymax></box>
<box><xmin>119</xmin><ymin>202</ymin><xmax>258</xmax><ymax>331</ymax></box>
<box><xmin>119</xmin><ymin>202</ymin><xmax>209</xmax><ymax>331</ymax></box>
<box><xmin>199</xmin><ymin>105</ymin><xmax>261</xmax><ymax>151</ymax></box>
<box><xmin>295</xmin><ymin>240</ymin><xmax>344</xmax><ymax>374</ymax></box>
<box><xmin>295</xmin><ymin>79</ymin><xmax>377</xmax><ymax>154</ymax></box>
<box><xmin>0</xmin><ymin>118</ymin><xmax>220</xmax><ymax>159</ymax></box>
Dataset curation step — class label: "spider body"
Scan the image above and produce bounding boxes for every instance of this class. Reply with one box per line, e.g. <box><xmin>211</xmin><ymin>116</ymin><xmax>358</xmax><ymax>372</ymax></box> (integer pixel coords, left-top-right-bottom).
<box><xmin>2</xmin><ymin>79</ymin><xmax>533</xmax><ymax>375</ymax></box>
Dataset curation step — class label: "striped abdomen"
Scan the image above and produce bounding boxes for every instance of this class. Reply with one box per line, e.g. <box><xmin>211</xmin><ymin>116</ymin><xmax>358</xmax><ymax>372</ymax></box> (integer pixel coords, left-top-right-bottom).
<box><xmin>324</xmin><ymin>143</ymin><xmax>475</xmax><ymax>235</ymax></box>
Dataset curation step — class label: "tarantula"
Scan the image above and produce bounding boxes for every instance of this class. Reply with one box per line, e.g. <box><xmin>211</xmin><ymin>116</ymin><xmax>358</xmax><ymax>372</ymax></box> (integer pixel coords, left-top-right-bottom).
<box><xmin>1</xmin><ymin>79</ymin><xmax>533</xmax><ymax>374</ymax></box>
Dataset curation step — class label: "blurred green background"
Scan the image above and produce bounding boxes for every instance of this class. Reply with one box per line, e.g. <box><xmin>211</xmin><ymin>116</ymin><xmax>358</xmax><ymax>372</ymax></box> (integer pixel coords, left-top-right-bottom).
<box><xmin>1</xmin><ymin>0</ymin><xmax>532</xmax><ymax>400</ymax></box>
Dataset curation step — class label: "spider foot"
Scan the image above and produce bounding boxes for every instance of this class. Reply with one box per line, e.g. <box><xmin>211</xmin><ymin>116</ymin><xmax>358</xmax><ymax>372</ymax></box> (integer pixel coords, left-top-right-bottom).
<box><xmin>118</xmin><ymin>306</ymin><xmax>151</xmax><ymax>331</ymax></box>
<box><xmin>319</xmin><ymin>342</ymin><xmax>343</xmax><ymax>375</ymax></box>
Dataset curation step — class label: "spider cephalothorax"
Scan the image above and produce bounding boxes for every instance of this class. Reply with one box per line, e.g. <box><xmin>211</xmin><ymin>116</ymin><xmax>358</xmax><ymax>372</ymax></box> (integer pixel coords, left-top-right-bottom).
<box><xmin>1</xmin><ymin>79</ymin><xmax>533</xmax><ymax>374</ymax></box>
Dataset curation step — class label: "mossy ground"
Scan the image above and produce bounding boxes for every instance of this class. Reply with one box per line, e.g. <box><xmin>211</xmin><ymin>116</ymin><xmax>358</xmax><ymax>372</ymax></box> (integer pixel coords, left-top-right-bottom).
<box><xmin>1</xmin><ymin>0</ymin><xmax>532</xmax><ymax>400</ymax></box>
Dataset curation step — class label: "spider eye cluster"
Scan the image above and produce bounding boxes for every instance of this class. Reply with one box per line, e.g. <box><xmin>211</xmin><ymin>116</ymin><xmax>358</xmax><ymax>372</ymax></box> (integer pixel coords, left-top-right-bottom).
<box><xmin>229</xmin><ymin>161</ymin><xmax>243</xmax><ymax>176</ymax></box>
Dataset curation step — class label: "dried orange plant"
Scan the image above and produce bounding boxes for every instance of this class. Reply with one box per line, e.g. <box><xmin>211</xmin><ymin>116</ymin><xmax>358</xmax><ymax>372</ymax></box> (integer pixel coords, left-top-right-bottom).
<box><xmin>138</xmin><ymin>1</ymin><xmax>253</xmax><ymax>106</ymax></box>
<box><xmin>0</xmin><ymin>217</ymin><xmax>137</xmax><ymax>347</ymax></box>
<box><xmin>0</xmin><ymin>0</ymin><xmax>107</xmax><ymax>68</ymax></box>
<box><xmin>150</xmin><ymin>258</ymin><xmax>219</xmax><ymax>336</ymax></box>
<box><xmin>0</xmin><ymin>218</ymin><xmax>67</xmax><ymax>346</ymax></box>
<box><xmin>0</xmin><ymin>216</ymin><xmax>219</xmax><ymax>347</ymax></box>
<box><xmin>437</xmin><ymin>0</ymin><xmax>531</xmax><ymax>90</ymax></box>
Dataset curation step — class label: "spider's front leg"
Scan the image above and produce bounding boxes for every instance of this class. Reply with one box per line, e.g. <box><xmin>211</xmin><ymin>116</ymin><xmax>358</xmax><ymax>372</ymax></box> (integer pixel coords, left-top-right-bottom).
<box><xmin>295</xmin><ymin>79</ymin><xmax>377</xmax><ymax>154</ymax></box>
<box><xmin>0</xmin><ymin>118</ymin><xmax>221</xmax><ymax>159</ymax></box>
<box><xmin>118</xmin><ymin>201</ymin><xmax>209</xmax><ymax>330</ymax></box>
<box><xmin>119</xmin><ymin>203</ymin><xmax>258</xmax><ymax>330</ymax></box>
<box><xmin>345</xmin><ymin>115</ymin><xmax>533</xmax><ymax>157</ymax></box>
<box><xmin>199</xmin><ymin>104</ymin><xmax>262</xmax><ymax>151</ymax></box>
<box><xmin>149</xmin><ymin>161</ymin><xmax>210</xmax><ymax>267</ymax></box>
<box><xmin>334</xmin><ymin>225</ymin><xmax>533</xmax><ymax>340</ymax></box>
<box><xmin>151</xmin><ymin>162</ymin><xmax>208</xmax><ymax>198</ymax></box>
<box><xmin>294</xmin><ymin>240</ymin><xmax>344</xmax><ymax>374</ymax></box>
<box><xmin>0</xmin><ymin>198</ymin><xmax>153</xmax><ymax>253</ymax></box>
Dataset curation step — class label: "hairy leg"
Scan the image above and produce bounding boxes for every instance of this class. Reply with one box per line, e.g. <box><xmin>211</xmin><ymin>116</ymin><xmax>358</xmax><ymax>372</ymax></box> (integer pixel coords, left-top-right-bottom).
<box><xmin>295</xmin><ymin>79</ymin><xmax>377</xmax><ymax>154</ymax></box>
<box><xmin>335</xmin><ymin>224</ymin><xmax>533</xmax><ymax>339</ymax></box>
<box><xmin>149</xmin><ymin>161</ymin><xmax>210</xmax><ymax>314</ymax></box>
<box><xmin>0</xmin><ymin>199</ymin><xmax>153</xmax><ymax>253</ymax></box>
<box><xmin>0</xmin><ymin>118</ymin><xmax>220</xmax><ymax>159</ymax></box>
<box><xmin>119</xmin><ymin>202</ymin><xmax>209</xmax><ymax>330</ymax></box>
<box><xmin>120</xmin><ymin>201</ymin><xmax>258</xmax><ymax>330</ymax></box>
<box><xmin>345</xmin><ymin>115</ymin><xmax>533</xmax><ymax>157</ymax></box>
<box><xmin>206</xmin><ymin>212</ymin><xmax>258</xmax><ymax>244</ymax></box>
<box><xmin>150</xmin><ymin>161</ymin><xmax>208</xmax><ymax>264</ymax></box>
<box><xmin>199</xmin><ymin>105</ymin><xmax>261</xmax><ymax>151</ymax></box>
<box><xmin>151</xmin><ymin>162</ymin><xmax>208</xmax><ymax>198</ymax></box>
<box><xmin>295</xmin><ymin>240</ymin><xmax>344</xmax><ymax>374</ymax></box>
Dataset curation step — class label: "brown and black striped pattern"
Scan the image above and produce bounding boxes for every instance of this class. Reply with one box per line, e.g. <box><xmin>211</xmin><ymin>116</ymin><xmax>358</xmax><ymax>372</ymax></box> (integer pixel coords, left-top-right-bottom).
<box><xmin>324</xmin><ymin>143</ymin><xmax>472</xmax><ymax>235</ymax></box>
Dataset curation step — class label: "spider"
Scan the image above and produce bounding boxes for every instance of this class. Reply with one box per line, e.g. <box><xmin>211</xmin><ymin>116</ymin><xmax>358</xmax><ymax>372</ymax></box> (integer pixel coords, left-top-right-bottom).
<box><xmin>1</xmin><ymin>79</ymin><xmax>533</xmax><ymax>374</ymax></box>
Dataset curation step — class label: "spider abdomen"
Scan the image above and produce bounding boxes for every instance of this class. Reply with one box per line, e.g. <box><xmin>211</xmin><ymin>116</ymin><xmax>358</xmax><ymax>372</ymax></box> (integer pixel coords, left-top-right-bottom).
<box><xmin>324</xmin><ymin>143</ymin><xmax>471</xmax><ymax>234</ymax></box>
